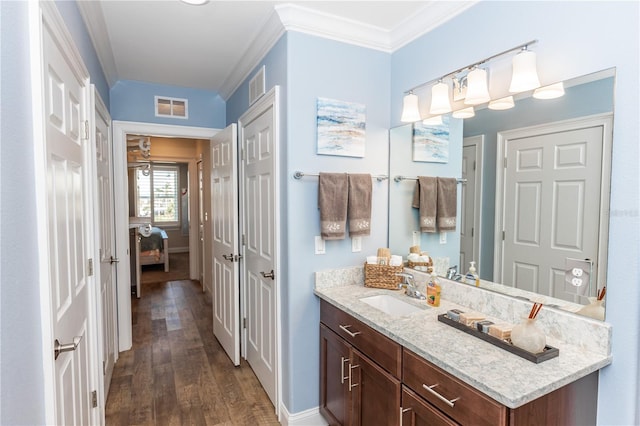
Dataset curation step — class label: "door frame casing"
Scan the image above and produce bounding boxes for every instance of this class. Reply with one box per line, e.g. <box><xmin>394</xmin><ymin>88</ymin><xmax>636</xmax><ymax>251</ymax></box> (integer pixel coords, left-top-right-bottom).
<box><xmin>494</xmin><ymin>113</ymin><xmax>613</xmax><ymax>288</ymax></box>
<box><xmin>237</xmin><ymin>86</ymin><xmax>282</xmax><ymax>417</ymax></box>
<box><xmin>112</xmin><ymin>121</ymin><xmax>217</xmax><ymax>350</ymax></box>
<box><xmin>462</xmin><ymin>135</ymin><xmax>484</xmax><ymax>273</ymax></box>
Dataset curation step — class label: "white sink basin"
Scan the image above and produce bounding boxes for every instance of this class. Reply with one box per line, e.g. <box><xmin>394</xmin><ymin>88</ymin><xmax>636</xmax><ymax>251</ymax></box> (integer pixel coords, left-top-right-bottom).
<box><xmin>360</xmin><ymin>294</ymin><xmax>424</xmax><ymax>317</ymax></box>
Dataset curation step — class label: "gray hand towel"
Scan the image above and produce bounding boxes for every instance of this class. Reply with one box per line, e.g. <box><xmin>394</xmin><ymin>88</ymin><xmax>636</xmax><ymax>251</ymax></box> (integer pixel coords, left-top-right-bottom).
<box><xmin>318</xmin><ymin>172</ymin><xmax>348</xmax><ymax>240</ymax></box>
<box><xmin>348</xmin><ymin>174</ymin><xmax>372</xmax><ymax>237</ymax></box>
<box><xmin>411</xmin><ymin>176</ymin><xmax>437</xmax><ymax>233</ymax></box>
<box><xmin>437</xmin><ymin>177</ymin><xmax>457</xmax><ymax>231</ymax></box>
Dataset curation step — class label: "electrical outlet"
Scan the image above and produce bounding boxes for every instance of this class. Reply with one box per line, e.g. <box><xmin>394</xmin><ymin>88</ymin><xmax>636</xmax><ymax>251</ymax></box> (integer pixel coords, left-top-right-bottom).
<box><xmin>564</xmin><ymin>258</ymin><xmax>593</xmax><ymax>296</ymax></box>
<box><xmin>439</xmin><ymin>232</ymin><xmax>447</xmax><ymax>244</ymax></box>
<box><xmin>314</xmin><ymin>236</ymin><xmax>325</xmax><ymax>255</ymax></box>
<box><xmin>412</xmin><ymin>231</ymin><xmax>421</xmax><ymax>246</ymax></box>
<box><xmin>352</xmin><ymin>237</ymin><xmax>362</xmax><ymax>253</ymax></box>
<box><xmin>572</xmin><ymin>268</ymin><xmax>583</xmax><ymax>277</ymax></box>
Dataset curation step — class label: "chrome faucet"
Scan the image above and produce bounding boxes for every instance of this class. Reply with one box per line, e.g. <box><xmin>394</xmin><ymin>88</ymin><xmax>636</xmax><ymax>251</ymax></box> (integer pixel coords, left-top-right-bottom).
<box><xmin>446</xmin><ymin>265</ymin><xmax>463</xmax><ymax>281</ymax></box>
<box><xmin>396</xmin><ymin>272</ymin><xmax>426</xmax><ymax>300</ymax></box>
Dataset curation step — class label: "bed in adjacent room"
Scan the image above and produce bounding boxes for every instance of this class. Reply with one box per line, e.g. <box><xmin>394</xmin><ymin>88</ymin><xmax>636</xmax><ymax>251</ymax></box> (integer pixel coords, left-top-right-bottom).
<box><xmin>139</xmin><ymin>226</ymin><xmax>169</xmax><ymax>272</ymax></box>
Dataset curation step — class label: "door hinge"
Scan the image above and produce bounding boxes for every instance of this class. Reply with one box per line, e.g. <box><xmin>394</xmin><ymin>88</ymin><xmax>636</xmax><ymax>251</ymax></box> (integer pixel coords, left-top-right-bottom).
<box><xmin>471</xmin><ymin>227</ymin><xmax>474</xmax><ymax>238</ymax></box>
<box><xmin>83</xmin><ymin>120</ymin><xmax>90</xmax><ymax>140</ymax></box>
<box><xmin>502</xmin><ymin>230</ymin><xmax>505</xmax><ymax>241</ymax></box>
<box><xmin>241</xmin><ymin>148</ymin><xmax>245</xmax><ymax>160</ymax></box>
<box><xmin>103</xmin><ymin>360</ymin><xmax>106</xmax><ymax>375</ymax></box>
<box><xmin>91</xmin><ymin>390</ymin><xmax>97</xmax><ymax>408</ymax></box>
<box><xmin>242</xmin><ymin>234</ymin><xmax>246</xmax><ymax>246</ymax></box>
<box><xmin>503</xmin><ymin>157</ymin><xmax>507</xmax><ymax>168</ymax></box>
<box><xmin>88</xmin><ymin>259</ymin><xmax>94</xmax><ymax>276</ymax></box>
<box><xmin>243</xmin><ymin>318</ymin><xmax>247</xmax><ymax>329</ymax></box>
<box><xmin>473</xmin><ymin>160</ymin><xmax>476</xmax><ymax>171</ymax></box>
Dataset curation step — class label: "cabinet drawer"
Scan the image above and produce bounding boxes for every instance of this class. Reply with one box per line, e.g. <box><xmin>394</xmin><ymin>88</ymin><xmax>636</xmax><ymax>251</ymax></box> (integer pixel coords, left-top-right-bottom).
<box><xmin>403</xmin><ymin>349</ymin><xmax>507</xmax><ymax>426</ymax></box>
<box><xmin>321</xmin><ymin>299</ymin><xmax>402</xmax><ymax>378</ymax></box>
<box><xmin>401</xmin><ymin>386</ymin><xmax>459</xmax><ymax>426</ymax></box>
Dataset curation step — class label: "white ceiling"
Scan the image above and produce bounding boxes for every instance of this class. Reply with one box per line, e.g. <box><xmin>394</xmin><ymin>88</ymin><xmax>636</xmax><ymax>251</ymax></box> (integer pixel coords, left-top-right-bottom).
<box><xmin>77</xmin><ymin>1</ymin><xmax>476</xmax><ymax>99</ymax></box>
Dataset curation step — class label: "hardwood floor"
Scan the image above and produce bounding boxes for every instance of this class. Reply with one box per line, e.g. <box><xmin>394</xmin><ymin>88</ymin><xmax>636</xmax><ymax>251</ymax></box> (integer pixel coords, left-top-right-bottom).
<box><xmin>106</xmin><ymin>280</ymin><xmax>280</xmax><ymax>425</ymax></box>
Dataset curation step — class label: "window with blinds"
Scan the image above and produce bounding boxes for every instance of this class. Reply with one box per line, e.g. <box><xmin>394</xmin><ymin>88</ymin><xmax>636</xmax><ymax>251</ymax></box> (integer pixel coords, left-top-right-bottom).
<box><xmin>136</xmin><ymin>165</ymin><xmax>179</xmax><ymax>225</ymax></box>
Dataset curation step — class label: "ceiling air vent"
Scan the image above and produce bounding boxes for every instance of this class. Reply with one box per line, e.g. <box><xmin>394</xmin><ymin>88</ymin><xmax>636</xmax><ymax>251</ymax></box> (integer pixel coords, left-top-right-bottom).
<box><xmin>155</xmin><ymin>96</ymin><xmax>188</xmax><ymax>119</ymax></box>
<box><xmin>249</xmin><ymin>65</ymin><xmax>266</xmax><ymax>106</ymax></box>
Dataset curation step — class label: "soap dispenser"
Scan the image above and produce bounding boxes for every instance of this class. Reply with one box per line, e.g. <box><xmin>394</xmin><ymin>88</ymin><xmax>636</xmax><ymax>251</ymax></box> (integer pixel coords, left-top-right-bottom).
<box><xmin>466</xmin><ymin>261</ymin><xmax>480</xmax><ymax>287</ymax></box>
<box><xmin>426</xmin><ymin>270</ymin><xmax>441</xmax><ymax>307</ymax></box>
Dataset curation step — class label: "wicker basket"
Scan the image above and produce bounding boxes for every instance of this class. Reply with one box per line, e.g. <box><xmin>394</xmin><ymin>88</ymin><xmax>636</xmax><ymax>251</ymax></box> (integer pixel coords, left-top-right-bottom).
<box><xmin>407</xmin><ymin>259</ymin><xmax>433</xmax><ymax>272</ymax></box>
<box><xmin>364</xmin><ymin>262</ymin><xmax>404</xmax><ymax>289</ymax></box>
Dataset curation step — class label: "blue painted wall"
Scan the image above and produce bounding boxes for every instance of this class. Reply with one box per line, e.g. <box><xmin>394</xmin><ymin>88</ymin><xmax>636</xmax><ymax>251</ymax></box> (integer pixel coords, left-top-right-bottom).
<box><xmin>110</xmin><ymin>80</ymin><xmax>226</xmax><ymax>128</ymax></box>
<box><xmin>0</xmin><ymin>2</ymin><xmax>47</xmax><ymax>424</ymax></box>
<box><xmin>463</xmin><ymin>76</ymin><xmax>615</xmax><ymax>280</ymax></box>
<box><xmin>391</xmin><ymin>2</ymin><xmax>639</xmax><ymax>424</ymax></box>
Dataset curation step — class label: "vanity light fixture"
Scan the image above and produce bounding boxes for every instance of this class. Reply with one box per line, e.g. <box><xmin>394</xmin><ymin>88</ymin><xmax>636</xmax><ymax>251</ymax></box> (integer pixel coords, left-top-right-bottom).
<box><xmin>430</xmin><ymin>81</ymin><xmax>452</xmax><ymax>114</ymax></box>
<box><xmin>452</xmin><ymin>107</ymin><xmax>475</xmax><ymax>119</ymax></box>
<box><xmin>400</xmin><ymin>92</ymin><xmax>422</xmax><ymax>122</ymax></box>
<box><xmin>180</xmin><ymin>0</ymin><xmax>209</xmax><ymax>4</ymax></box>
<box><xmin>464</xmin><ymin>67</ymin><xmax>491</xmax><ymax>105</ymax></box>
<box><xmin>400</xmin><ymin>40</ymin><xmax>538</xmax><ymax>121</ymax></box>
<box><xmin>488</xmin><ymin>95</ymin><xmax>515</xmax><ymax>110</ymax></box>
<box><xmin>509</xmin><ymin>47</ymin><xmax>541</xmax><ymax>93</ymax></box>
<box><xmin>533</xmin><ymin>82</ymin><xmax>565</xmax><ymax>99</ymax></box>
<box><xmin>422</xmin><ymin>115</ymin><xmax>443</xmax><ymax>125</ymax></box>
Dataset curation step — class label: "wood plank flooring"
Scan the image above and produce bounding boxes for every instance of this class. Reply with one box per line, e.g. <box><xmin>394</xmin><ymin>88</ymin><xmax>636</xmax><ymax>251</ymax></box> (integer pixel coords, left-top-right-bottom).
<box><xmin>106</xmin><ymin>280</ymin><xmax>280</xmax><ymax>426</ymax></box>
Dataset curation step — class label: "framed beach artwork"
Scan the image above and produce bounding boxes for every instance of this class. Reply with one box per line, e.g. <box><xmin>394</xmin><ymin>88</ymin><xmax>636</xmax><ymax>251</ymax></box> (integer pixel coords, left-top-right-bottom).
<box><xmin>413</xmin><ymin>115</ymin><xmax>450</xmax><ymax>163</ymax></box>
<box><xmin>317</xmin><ymin>97</ymin><xmax>366</xmax><ymax>157</ymax></box>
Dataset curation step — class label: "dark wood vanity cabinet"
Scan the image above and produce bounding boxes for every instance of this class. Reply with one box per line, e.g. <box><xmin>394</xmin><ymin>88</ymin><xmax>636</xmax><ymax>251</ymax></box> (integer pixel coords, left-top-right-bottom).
<box><xmin>320</xmin><ymin>300</ymin><xmax>401</xmax><ymax>426</ymax></box>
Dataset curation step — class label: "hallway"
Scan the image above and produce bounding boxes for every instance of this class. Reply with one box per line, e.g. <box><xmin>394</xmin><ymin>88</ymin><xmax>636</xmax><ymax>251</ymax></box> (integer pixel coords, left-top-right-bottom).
<box><xmin>105</xmin><ymin>280</ymin><xmax>279</xmax><ymax>425</ymax></box>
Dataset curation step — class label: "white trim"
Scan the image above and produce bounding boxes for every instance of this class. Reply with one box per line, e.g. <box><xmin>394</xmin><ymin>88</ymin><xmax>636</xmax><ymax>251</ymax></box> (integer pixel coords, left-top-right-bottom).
<box><xmin>75</xmin><ymin>0</ymin><xmax>117</xmax><ymax>86</ymax></box>
<box><xmin>493</xmin><ymin>113</ymin><xmax>613</xmax><ymax>289</ymax></box>
<box><xmin>279</xmin><ymin>404</ymin><xmax>328</xmax><ymax>426</ymax></box>
<box><xmin>112</xmin><ymin>121</ymin><xmax>218</xmax><ymax>351</ymax></box>
<box><xmin>238</xmin><ymin>86</ymin><xmax>282</xmax><ymax>418</ymax></box>
<box><xmin>463</xmin><ymin>135</ymin><xmax>484</xmax><ymax>274</ymax></box>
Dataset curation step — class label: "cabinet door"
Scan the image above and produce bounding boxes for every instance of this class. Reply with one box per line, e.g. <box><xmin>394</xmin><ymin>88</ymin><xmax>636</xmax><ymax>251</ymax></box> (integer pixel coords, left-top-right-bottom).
<box><xmin>351</xmin><ymin>348</ymin><xmax>401</xmax><ymax>426</ymax></box>
<box><xmin>320</xmin><ymin>324</ymin><xmax>351</xmax><ymax>426</ymax></box>
<box><xmin>401</xmin><ymin>386</ymin><xmax>459</xmax><ymax>426</ymax></box>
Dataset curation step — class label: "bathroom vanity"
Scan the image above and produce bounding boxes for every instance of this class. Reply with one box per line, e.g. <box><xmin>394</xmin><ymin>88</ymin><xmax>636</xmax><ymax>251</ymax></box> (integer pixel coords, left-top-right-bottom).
<box><xmin>315</xmin><ymin>267</ymin><xmax>612</xmax><ymax>426</ymax></box>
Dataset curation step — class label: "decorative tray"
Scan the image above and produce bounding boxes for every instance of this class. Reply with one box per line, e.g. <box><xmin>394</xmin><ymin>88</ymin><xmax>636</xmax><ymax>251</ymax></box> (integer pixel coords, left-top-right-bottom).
<box><xmin>437</xmin><ymin>314</ymin><xmax>559</xmax><ymax>363</ymax></box>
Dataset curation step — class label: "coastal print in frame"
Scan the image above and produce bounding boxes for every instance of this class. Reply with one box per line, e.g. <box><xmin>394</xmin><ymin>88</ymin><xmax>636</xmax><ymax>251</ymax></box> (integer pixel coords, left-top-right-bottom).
<box><xmin>317</xmin><ymin>97</ymin><xmax>366</xmax><ymax>157</ymax></box>
<box><xmin>413</xmin><ymin>115</ymin><xmax>450</xmax><ymax>163</ymax></box>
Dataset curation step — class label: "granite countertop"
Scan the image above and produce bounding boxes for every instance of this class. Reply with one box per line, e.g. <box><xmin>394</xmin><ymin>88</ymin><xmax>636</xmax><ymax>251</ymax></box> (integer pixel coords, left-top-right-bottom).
<box><xmin>314</xmin><ymin>281</ymin><xmax>612</xmax><ymax>409</ymax></box>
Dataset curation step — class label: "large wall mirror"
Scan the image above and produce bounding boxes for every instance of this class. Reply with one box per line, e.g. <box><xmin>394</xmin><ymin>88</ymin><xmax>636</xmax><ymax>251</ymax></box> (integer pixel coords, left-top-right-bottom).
<box><xmin>389</xmin><ymin>68</ymin><xmax>615</xmax><ymax>320</ymax></box>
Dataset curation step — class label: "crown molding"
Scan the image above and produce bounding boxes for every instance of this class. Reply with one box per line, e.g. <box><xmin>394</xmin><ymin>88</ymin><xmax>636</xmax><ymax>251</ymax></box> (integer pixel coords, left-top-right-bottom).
<box><xmin>219</xmin><ymin>9</ymin><xmax>286</xmax><ymax>100</ymax></box>
<box><xmin>76</xmin><ymin>0</ymin><xmax>118</xmax><ymax>87</ymax></box>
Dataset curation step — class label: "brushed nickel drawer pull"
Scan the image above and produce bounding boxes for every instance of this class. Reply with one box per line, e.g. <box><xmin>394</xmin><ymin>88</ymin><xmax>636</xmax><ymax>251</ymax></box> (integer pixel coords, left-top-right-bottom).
<box><xmin>340</xmin><ymin>356</ymin><xmax>349</xmax><ymax>384</ymax></box>
<box><xmin>339</xmin><ymin>324</ymin><xmax>361</xmax><ymax>338</ymax></box>
<box><xmin>348</xmin><ymin>364</ymin><xmax>360</xmax><ymax>391</ymax></box>
<box><xmin>400</xmin><ymin>407</ymin><xmax>412</xmax><ymax>426</ymax></box>
<box><xmin>422</xmin><ymin>383</ymin><xmax>461</xmax><ymax>408</ymax></box>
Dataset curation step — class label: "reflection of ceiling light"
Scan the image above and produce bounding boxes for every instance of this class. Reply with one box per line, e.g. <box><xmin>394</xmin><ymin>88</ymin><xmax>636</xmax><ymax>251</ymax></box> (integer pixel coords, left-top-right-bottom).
<box><xmin>488</xmin><ymin>96</ymin><xmax>515</xmax><ymax>110</ymax></box>
<box><xmin>422</xmin><ymin>115</ymin><xmax>443</xmax><ymax>125</ymax></box>
<box><xmin>509</xmin><ymin>48</ymin><xmax>541</xmax><ymax>93</ymax></box>
<box><xmin>430</xmin><ymin>81</ymin><xmax>452</xmax><ymax>114</ymax></box>
<box><xmin>180</xmin><ymin>0</ymin><xmax>209</xmax><ymax>5</ymax></box>
<box><xmin>452</xmin><ymin>107</ymin><xmax>475</xmax><ymax>119</ymax></box>
<box><xmin>533</xmin><ymin>82</ymin><xmax>565</xmax><ymax>99</ymax></box>
<box><xmin>400</xmin><ymin>92</ymin><xmax>421</xmax><ymax>122</ymax></box>
<box><xmin>465</xmin><ymin>68</ymin><xmax>491</xmax><ymax>105</ymax></box>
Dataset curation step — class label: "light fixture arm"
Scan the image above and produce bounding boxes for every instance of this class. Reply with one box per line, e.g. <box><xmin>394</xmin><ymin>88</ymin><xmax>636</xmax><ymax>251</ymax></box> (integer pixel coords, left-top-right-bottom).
<box><xmin>403</xmin><ymin>39</ymin><xmax>538</xmax><ymax>95</ymax></box>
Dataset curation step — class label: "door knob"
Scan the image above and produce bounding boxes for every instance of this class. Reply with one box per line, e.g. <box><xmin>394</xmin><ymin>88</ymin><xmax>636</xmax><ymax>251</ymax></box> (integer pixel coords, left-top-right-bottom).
<box><xmin>260</xmin><ymin>270</ymin><xmax>275</xmax><ymax>280</ymax></box>
<box><xmin>222</xmin><ymin>253</ymin><xmax>234</xmax><ymax>261</ymax></box>
<box><xmin>110</xmin><ymin>256</ymin><xmax>119</xmax><ymax>264</ymax></box>
<box><xmin>54</xmin><ymin>336</ymin><xmax>82</xmax><ymax>360</ymax></box>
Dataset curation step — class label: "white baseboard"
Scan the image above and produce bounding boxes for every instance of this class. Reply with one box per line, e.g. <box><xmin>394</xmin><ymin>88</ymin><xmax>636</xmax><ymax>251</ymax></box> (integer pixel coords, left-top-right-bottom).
<box><xmin>279</xmin><ymin>404</ymin><xmax>328</xmax><ymax>426</ymax></box>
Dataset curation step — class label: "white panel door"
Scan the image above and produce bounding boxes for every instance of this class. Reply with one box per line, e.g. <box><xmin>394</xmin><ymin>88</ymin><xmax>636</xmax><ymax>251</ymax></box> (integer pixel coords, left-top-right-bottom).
<box><xmin>501</xmin><ymin>126</ymin><xmax>604</xmax><ymax>302</ymax></box>
<box><xmin>461</xmin><ymin>137</ymin><xmax>482</xmax><ymax>273</ymax></box>
<box><xmin>211</xmin><ymin>124</ymin><xmax>241</xmax><ymax>365</ymax></box>
<box><xmin>242</xmin><ymin>106</ymin><xmax>277</xmax><ymax>406</ymax></box>
<box><xmin>93</xmin><ymin>87</ymin><xmax>117</xmax><ymax>398</ymax></box>
<box><xmin>43</xmin><ymin>19</ymin><xmax>94</xmax><ymax>425</ymax></box>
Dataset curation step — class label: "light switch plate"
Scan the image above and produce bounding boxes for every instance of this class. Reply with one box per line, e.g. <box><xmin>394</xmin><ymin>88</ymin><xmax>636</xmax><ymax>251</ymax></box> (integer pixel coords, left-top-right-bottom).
<box><xmin>314</xmin><ymin>236</ymin><xmax>325</xmax><ymax>255</ymax></box>
<box><xmin>439</xmin><ymin>232</ymin><xmax>447</xmax><ymax>244</ymax></box>
<box><xmin>352</xmin><ymin>236</ymin><xmax>362</xmax><ymax>253</ymax></box>
<box><xmin>412</xmin><ymin>231</ymin><xmax>420</xmax><ymax>246</ymax></box>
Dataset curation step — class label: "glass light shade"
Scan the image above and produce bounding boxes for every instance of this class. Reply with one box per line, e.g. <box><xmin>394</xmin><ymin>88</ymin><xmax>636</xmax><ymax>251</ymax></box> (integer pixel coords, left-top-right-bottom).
<box><xmin>422</xmin><ymin>115</ymin><xmax>443</xmax><ymax>125</ymax></box>
<box><xmin>181</xmin><ymin>0</ymin><xmax>209</xmax><ymax>4</ymax></box>
<box><xmin>400</xmin><ymin>93</ymin><xmax>421</xmax><ymax>122</ymax></box>
<box><xmin>452</xmin><ymin>107</ymin><xmax>475</xmax><ymax>119</ymax></box>
<box><xmin>430</xmin><ymin>82</ymin><xmax>452</xmax><ymax>114</ymax></box>
<box><xmin>533</xmin><ymin>82</ymin><xmax>565</xmax><ymax>99</ymax></box>
<box><xmin>488</xmin><ymin>96</ymin><xmax>515</xmax><ymax>110</ymax></box>
<box><xmin>464</xmin><ymin>68</ymin><xmax>491</xmax><ymax>105</ymax></box>
<box><xmin>509</xmin><ymin>49</ymin><xmax>541</xmax><ymax>93</ymax></box>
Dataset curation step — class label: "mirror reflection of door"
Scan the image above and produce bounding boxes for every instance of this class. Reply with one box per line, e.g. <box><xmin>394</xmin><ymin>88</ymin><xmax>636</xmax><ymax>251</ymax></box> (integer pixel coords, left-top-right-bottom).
<box><xmin>461</xmin><ymin>136</ymin><xmax>483</xmax><ymax>274</ymax></box>
<box><xmin>496</xmin><ymin>115</ymin><xmax>612</xmax><ymax>304</ymax></box>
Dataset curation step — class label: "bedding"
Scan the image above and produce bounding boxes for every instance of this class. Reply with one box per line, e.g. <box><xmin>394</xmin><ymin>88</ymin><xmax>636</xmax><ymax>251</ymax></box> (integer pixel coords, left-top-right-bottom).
<box><xmin>139</xmin><ymin>227</ymin><xmax>169</xmax><ymax>272</ymax></box>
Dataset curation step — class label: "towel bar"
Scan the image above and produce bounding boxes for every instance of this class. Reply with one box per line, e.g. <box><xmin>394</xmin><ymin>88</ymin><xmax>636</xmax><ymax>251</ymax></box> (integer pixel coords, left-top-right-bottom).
<box><xmin>293</xmin><ymin>171</ymin><xmax>388</xmax><ymax>182</ymax></box>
